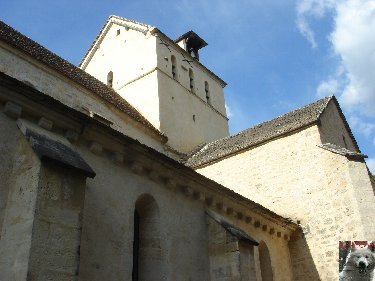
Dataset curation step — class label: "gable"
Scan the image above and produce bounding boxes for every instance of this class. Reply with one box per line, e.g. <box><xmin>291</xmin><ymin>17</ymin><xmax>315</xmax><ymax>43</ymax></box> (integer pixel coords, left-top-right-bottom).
<box><xmin>318</xmin><ymin>98</ymin><xmax>360</xmax><ymax>152</ymax></box>
<box><xmin>80</xmin><ymin>15</ymin><xmax>152</xmax><ymax>70</ymax></box>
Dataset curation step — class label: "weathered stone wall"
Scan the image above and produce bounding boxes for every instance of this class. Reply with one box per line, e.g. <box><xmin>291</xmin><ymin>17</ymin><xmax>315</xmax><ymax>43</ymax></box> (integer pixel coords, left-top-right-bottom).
<box><xmin>75</xmin><ymin>145</ymin><xmax>295</xmax><ymax>280</ymax></box>
<box><xmin>0</xmin><ymin>112</ymin><xmax>21</xmax><ymax>236</ymax></box>
<box><xmin>0</xmin><ymin>113</ymin><xmax>41</xmax><ymax>281</ymax></box>
<box><xmin>207</xmin><ymin>215</ymin><xmax>257</xmax><ymax>281</ymax></box>
<box><xmin>27</xmin><ymin>163</ymin><xmax>86</xmax><ymax>281</ymax></box>
<box><xmin>0</xmin><ymin>100</ymin><xmax>296</xmax><ymax>281</ymax></box>
<box><xmin>197</xmin><ymin>120</ymin><xmax>375</xmax><ymax>280</ymax></box>
<box><xmin>158</xmin><ymin>70</ymin><xmax>229</xmax><ymax>153</ymax></box>
<box><xmin>77</xmin><ymin>152</ymin><xmax>211</xmax><ymax>280</ymax></box>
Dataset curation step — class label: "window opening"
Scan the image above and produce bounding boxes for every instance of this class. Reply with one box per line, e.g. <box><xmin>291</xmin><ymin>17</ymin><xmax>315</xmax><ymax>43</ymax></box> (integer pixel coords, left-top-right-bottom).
<box><xmin>107</xmin><ymin>71</ymin><xmax>113</xmax><ymax>88</ymax></box>
<box><xmin>116</xmin><ymin>29</ymin><xmax>121</xmax><ymax>36</ymax></box>
<box><xmin>132</xmin><ymin>210</ymin><xmax>140</xmax><ymax>281</ymax></box>
<box><xmin>259</xmin><ymin>241</ymin><xmax>274</xmax><ymax>281</ymax></box>
<box><xmin>132</xmin><ymin>195</ymin><xmax>162</xmax><ymax>281</ymax></box>
<box><xmin>205</xmin><ymin>81</ymin><xmax>211</xmax><ymax>104</ymax></box>
<box><xmin>189</xmin><ymin>69</ymin><xmax>195</xmax><ymax>92</ymax></box>
<box><xmin>171</xmin><ymin>55</ymin><xmax>178</xmax><ymax>80</ymax></box>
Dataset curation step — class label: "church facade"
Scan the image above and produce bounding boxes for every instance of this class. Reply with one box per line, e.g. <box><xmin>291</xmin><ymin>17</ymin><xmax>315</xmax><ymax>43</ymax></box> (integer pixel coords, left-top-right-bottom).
<box><xmin>0</xmin><ymin>16</ymin><xmax>373</xmax><ymax>281</ymax></box>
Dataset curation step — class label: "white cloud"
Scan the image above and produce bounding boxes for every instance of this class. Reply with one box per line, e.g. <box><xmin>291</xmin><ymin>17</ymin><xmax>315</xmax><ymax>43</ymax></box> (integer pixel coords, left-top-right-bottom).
<box><xmin>316</xmin><ymin>77</ymin><xmax>339</xmax><ymax>97</ymax></box>
<box><xmin>331</xmin><ymin>0</ymin><xmax>375</xmax><ymax>116</ymax></box>
<box><xmin>297</xmin><ymin>0</ymin><xmax>375</xmax><ymax>117</ymax></box>
<box><xmin>348</xmin><ymin>115</ymin><xmax>375</xmax><ymax>138</ymax></box>
<box><xmin>366</xmin><ymin>158</ymin><xmax>375</xmax><ymax>175</ymax></box>
<box><xmin>295</xmin><ymin>0</ymin><xmax>335</xmax><ymax>48</ymax></box>
<box><xmin>297</xmin><ymin>0</ymin><xmax>375</xmax><ymax>152</ymax></box>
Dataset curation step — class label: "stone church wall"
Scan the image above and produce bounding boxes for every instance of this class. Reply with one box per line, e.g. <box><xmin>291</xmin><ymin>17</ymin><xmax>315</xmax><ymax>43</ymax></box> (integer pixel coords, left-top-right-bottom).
<box><xmin>197</xmin><ymin>122</ymin><xmax>375</xmax><ymax>280</ymax></box>
<box><xmin>0</xmin><ymin>89</ymin><xmax>296</xmax><ymax>280</ymax></box>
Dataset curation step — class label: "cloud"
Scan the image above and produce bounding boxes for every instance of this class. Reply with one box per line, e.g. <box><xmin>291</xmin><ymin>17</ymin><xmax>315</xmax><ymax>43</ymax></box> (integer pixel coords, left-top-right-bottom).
<box><xmin>295</xmin><ymin>0</ymin><xmax>335</xmax><ymax>48</ymax></box>
<box><xmin>316</xmin><ymin>77</ymin><xmax>339</xmax><ymax>97</ymax></box>
<box><xmin>367</xmin><ymin>158</ymin><xmax>375</xmax><ymax>174</ymax></box>
<box><xmin>348</xmin><ymin>115</ymin><xmax>375</xmax><ymax>138</ymax></box>
<box><xmin>297</xmin><ymin>0</ymin><xmax>375</xmax><ymax>150</ymax></box>
<box><xmin>331</xmin><ymin>0</ymin><xmax>375</xmax><ymax>116</ymax></box>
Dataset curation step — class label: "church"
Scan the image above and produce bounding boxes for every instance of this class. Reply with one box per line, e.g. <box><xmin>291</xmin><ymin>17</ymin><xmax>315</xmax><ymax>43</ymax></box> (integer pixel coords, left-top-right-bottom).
<box><xmin>0</xmin><ymin>15</ymin><xmax>374</xmax><ymax>281</ymax></box>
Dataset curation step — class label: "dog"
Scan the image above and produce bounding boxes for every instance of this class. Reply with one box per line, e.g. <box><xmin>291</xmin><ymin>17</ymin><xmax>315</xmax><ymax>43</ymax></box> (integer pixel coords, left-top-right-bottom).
<box><xmin>340</xmin><ymin>245</ymin><xmax>375</xmax><ymax>281</ymax></box>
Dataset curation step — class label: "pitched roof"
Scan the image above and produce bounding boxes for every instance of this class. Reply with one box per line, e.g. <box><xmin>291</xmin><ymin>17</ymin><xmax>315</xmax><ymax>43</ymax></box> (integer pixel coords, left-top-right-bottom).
<box><xmin>0</xmin><ymin>20</ymin><xmax>166</xmax><ymax>141</ymax></box>
<box><xmin>186</xmin><ymin>96</ymin><xmax>359</xmax><ymax>167</ymax></box>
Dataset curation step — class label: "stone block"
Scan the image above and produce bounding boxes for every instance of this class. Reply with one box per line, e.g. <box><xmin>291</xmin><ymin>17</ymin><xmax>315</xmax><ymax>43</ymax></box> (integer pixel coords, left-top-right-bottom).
<box><xmin>3</xmin><ymin>101</ymin><xmax>22</xmax><ymax>119</ymax></box>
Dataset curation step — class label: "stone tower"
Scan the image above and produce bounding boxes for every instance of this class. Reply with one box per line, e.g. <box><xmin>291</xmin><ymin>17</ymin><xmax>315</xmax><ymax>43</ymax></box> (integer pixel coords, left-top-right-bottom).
<box><xmin>80</xmin><ymin>16</ymin><xmax>229</xmax><ymax>153</ymax></box>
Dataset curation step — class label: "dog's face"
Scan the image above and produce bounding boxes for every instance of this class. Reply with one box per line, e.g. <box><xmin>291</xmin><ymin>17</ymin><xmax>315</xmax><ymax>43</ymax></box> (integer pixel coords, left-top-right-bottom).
<box><xmin>347</xmin><ymin>247</ymin><xmax>375</xmax><ymax>275</ymax></box>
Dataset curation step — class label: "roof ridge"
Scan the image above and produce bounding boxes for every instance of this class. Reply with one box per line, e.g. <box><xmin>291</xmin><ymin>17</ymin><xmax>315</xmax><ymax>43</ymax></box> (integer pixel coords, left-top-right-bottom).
<box><xmin>79</xmin><ymin>15</ymin><xmax>153</xmax><ymax>68</ymax></box>
<box><xmin>209</xmin><ymin>95</ymin><xmax>333</xmax><ymax>146</ymax></box>
<box><xmin>108</xmin><ymin>15</ymin><xmax>153</xmax><ymax>28</ymax></box>
<box><xmin>235</xmin><ymin>95</ymin><xmax>333</xmax><ymax>137</ymax></box>
<box><xmin>186</xmin><ymin>96</ymin><xmax>336</xmax><ymax>167</ymax></box>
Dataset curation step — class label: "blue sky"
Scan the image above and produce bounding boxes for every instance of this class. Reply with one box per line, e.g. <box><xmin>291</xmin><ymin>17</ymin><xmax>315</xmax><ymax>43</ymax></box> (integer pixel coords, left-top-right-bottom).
<box><xmin>1</xmin><ymin>0</ymin><xmax>374</xmax><ymax>173</ymax></box>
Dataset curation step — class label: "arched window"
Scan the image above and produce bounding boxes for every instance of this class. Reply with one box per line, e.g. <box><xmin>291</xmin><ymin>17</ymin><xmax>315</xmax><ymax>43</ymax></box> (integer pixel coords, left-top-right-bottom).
<box><xmin>258</xmin><ymin>241</ymin><xmax>274</xmax><ymax>281</ymax></box>
<box><xmin>132</xmin><ymin>194</ymin><xmax>162</xmax><ymax>281</ymax></box>
<box><xmin>205</xmin><ymin>81</ymin><xmax>210</xmax><ymax>104</ymax></box>
<box><xmin>171</xmin><ymin>55</ymin><xmax>178</xmax><ymax>80</ymax></box>
<box><xmin>189</xmin><ymin>69</ymin><xmax>195</xmax><ymax>92</ymax></box>
<box><xmin>107</xmin><ymin>71</ymin><xmax>113</xmax><ymax>87</ymax></box>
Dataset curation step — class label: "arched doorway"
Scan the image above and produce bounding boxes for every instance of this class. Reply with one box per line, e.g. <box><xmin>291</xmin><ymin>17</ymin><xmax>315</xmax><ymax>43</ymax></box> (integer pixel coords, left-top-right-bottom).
<box><xmin>132</xmin><ymin>194</ymin><xmax>162</xmax><ymax>281</ymax></box>
<box><xmin>258</xmin><ymin>241</ymin><xmax>274</xmax><ymax>281</ymax></box>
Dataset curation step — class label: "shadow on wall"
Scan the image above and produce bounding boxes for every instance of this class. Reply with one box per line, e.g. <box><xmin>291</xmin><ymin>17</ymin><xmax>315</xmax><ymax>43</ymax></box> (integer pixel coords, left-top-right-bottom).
<box><xmin>258</xmin><ymin>241</ymin><xmax>274</xmax><ymax>281</ymax></box>
<box><xmin>289</xmin><ymin>231</ymin><xmax>321</xmax><ymax>281</ymax></box>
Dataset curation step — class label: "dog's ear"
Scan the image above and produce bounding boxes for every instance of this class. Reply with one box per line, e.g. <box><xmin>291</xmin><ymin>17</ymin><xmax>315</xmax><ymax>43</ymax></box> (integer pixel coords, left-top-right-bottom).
<box><xmin>369</xmin><ymin>241</ymin><xmax>375</xmax><ymax>252</ymax></box>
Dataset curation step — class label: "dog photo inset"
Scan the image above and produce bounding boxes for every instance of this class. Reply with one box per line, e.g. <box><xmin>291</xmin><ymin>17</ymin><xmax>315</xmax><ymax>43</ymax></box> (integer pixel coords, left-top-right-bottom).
<box><xmin>339</xmin><ymin>241</ymin><xmax>375</xmax><ymax>281</ymax></box>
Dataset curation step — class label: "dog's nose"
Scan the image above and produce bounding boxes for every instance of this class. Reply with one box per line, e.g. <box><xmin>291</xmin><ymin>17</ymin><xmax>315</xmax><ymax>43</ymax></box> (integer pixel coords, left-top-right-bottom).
<box><xmin>358</xmin><ymin>261</ymin><xmax>366</xmax><ymax>268</ymax></box>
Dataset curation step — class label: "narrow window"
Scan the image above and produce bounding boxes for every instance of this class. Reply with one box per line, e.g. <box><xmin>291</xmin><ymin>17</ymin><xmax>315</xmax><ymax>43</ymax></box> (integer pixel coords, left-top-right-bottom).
<box><xmin>189</xmin><ymin>69</ymin><xmax>195</xmax><ymax>92</ymax></box>
<box><xmin>107</xmin><ymin>71</ymin><xmax>113</xmax><ymax>88</ymax></box>
<box><xmin>193</xmin><ymin>114</ymin><xmax>196</xmax><ymax>122</ymax></box>
<box><xmin>259</xmin><ymin>241</ymin><xmax>274</xmax><ymax>281</ymax></box>
<box><xmin>132</xmin><ymin>195</ymin><xmax>162</xmax><ymax>281</ymax></box>
<box><xmin>171</xmin><ymin>55</ymin><xmax>178</xmax><ymax>80</ymax></box>
<box><xmin>205</xmin><ymin>81</ymin><xmax>211</xmax><ymax>104</ymax></box>
<box><xmin>116</xmin><ymin>29</ymin><xmax>121</xmax><ymax>36</ymax></box>
<box><xmin>132</xmin><ymin>210</ymin><xmax>140</xmax><ymax>281</ymax></box>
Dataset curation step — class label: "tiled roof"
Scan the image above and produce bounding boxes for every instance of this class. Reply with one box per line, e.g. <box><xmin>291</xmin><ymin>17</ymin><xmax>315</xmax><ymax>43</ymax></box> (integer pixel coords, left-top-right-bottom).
<box><xmin>186</xmin><ymin>96</ymin><xmax>359</xmax><ymax>167</ymax></box>
<box><xmin>318</xmin><ymin>143</ymin><xmax>366</xmax><ymax>159</ymax></box>
<box><xmin>0</xmin><ymin>20</ymin><xmax>166</xmax><ymax>141</ymax></box>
